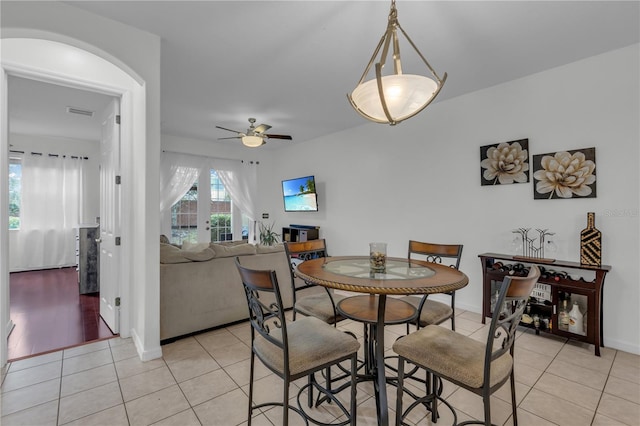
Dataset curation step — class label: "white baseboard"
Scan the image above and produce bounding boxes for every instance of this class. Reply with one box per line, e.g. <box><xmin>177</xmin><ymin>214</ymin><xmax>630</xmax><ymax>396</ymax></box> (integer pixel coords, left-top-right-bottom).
<box><xmin>130</xmin><ymin>328</ymin><xmax>163</xmax><ymax>362</ymax></box>
<box><xmin>602</xmin><ymin>337</ymin><xmax>640</xmax><ymax>356</ymax></box>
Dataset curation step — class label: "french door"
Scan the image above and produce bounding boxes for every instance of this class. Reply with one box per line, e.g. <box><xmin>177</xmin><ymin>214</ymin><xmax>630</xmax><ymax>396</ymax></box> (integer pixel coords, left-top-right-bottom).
<box><xmin>171</xmin><ymin>169</ymin><xmax>238</xmax><ymax>244</ymax></box>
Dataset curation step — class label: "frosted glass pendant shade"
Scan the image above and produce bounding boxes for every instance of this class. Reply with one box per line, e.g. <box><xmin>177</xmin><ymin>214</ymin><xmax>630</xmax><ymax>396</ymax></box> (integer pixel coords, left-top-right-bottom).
<box><xmin>348</xmin><ymin>1</ymin><xmax>446</xmax><ymax>125</ymax></box>
<box><xmin>350</xmin><ymin>74</ymin><xmax>439</xmax><ymax>124</ymax></box>
<box><xmin>242</xmin><ymin>135</ymin><xmax>263</xmax><ymax>147</ymax></box>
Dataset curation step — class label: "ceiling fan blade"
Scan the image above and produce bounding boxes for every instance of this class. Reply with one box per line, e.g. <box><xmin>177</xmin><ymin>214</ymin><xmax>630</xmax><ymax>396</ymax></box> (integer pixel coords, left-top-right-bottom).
<box><xmin>253</xmin><ymin>124</ymin><xmax>272</xmax><ymax>134</ymax></box>
<box><xmin>264</xmin><ymin>134</ymin><xmax>293</xmax><ymax>140</ymax></box>
<box><xmin>215</xmin><ymin>125</ymin><xmax>242</xmax><ymax>134</ymax></box>
<box><xmin>217</xmin><ymin>136</ymin><xmax>241</xmax><ymax>140</ymax></box>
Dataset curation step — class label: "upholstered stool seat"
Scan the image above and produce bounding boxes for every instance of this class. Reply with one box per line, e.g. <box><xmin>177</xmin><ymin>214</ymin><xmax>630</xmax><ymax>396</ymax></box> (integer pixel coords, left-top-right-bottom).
<box><xmin>295</xmin><ymin>293</ymin><xmax>346</xmax><ymax>324</ymax></box>
<box><xmin>255</xmin><ymin>316</ymin><xmax>360</xmax><ymax>377</ymax></box>
<box><xmin>401</xmin><ymin>297</ymin><xmax>454</xmax><ymax>329</ymax></box>
<box><xmin>393</xmin><ymin>325</ymin><xmax>513</xmax><ymax>389</ymax></box>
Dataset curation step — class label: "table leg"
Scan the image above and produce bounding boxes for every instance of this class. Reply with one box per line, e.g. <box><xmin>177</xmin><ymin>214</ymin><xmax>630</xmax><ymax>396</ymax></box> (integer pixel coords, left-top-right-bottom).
<box><xmin>375</xmin><ymin>294</ymin><xmax>388</xmax><ymax>426</ymax></box>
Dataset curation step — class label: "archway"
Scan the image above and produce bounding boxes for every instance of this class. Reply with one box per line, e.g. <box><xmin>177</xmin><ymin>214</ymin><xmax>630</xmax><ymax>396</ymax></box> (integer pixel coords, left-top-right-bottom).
<box><xmin>1</xmin><ymin>38</ymin><xmax>145</xmax><ymax>366</ymax></box>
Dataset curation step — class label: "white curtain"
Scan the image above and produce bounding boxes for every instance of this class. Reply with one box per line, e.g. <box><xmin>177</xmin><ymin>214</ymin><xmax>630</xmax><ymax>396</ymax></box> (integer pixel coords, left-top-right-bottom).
<box><xmin>159</xmin><ymin>152</ymin><xmax>259</xmax><ymax>242</ymax></box>
<box><xmin>212</xmin><ymin>158</ymin><xmax>258</xmax><ymax>242</ymax></box>
<box><xmin>159</xmin><ymin>152</ymin><xmax>208</xmax><ymax>213</ymax></box>
<box><xmin>14</xmin><ymin>154</ymin><xmax>84</xmax><ymax>270</ymax></box>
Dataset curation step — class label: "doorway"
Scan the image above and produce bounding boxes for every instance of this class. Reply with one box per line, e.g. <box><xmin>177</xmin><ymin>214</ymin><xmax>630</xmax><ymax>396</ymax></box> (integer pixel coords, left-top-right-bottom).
<box><xmin>2</xmin><ymin>37</ymin><xmax>153</xmax><ymax>367</ymax></box>
<box><xmin>0</xmin><ymin>37</ymin><xmax>156</xmax><ymax>366</ymax></box>
<box><xmin>7</xmin><ymin>76</ymin><xmax>118</xmax><ymax>360</ymax></box>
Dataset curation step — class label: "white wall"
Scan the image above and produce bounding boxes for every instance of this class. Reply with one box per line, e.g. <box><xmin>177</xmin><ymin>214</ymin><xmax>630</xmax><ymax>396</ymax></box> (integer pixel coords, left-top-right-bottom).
<box><xmin>260</xmin><ymin>44</ymin><xmax>640</xmax><ymax>354</ymax></box>
<box><xmin>8</xmin><ymin>133</ymin><xmax>100</xmax><ymax>271</ymax></box>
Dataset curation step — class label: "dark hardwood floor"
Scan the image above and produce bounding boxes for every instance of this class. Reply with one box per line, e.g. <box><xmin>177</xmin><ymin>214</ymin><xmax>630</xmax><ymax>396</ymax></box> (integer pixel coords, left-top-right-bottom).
<box><xmin>8</xmin><ymin>267</ymin><xmax>116</xmax><ymax>361</ymax></box>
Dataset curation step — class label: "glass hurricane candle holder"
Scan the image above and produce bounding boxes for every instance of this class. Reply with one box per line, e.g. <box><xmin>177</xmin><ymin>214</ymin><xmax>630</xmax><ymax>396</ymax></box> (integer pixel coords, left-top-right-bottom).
<box><xmin>369</xmin><ymin>242</ymin><xmax>387</xmax><ymax>273</ymax></box>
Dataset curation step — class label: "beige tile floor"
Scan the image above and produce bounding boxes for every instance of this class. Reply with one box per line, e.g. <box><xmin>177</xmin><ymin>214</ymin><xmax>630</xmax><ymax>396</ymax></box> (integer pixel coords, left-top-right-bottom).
<box><xmin>1</xmin><ymin>309</ymin><xmax>639</xmax><ymax>425</ymax></box>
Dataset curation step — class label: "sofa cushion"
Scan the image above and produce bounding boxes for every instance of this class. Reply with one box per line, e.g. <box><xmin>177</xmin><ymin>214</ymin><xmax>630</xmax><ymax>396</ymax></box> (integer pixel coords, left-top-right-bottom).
<box><xmin>182</xmin><ymin>241</ymin><xmax>210</xmax><ymax>251</ymax></box>
<box><xmin>160</xmin><ymin>243</ymin><xmax>216</xmax><ymax>263</ymax></box>
<box><xmin>256</xmin><ymin>243</ymin><xmax>285</xmax><ymax>254</ymax></box>
<box><xmin>210</xmin><ymin>243</ymin><xmax>257</xmax><ymax>258</ymax></box>
<box><xmin>215</xmin><ymin>240</ymin><xmax>249</xmax><ymax>247</ymax></box>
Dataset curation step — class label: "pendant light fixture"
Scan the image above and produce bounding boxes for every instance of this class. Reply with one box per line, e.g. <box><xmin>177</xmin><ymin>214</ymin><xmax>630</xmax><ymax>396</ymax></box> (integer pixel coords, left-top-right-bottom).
<box><xmin>348</xmin><ymin>0</ymin><xmax>447</xmax><ymax>125</ymax></box>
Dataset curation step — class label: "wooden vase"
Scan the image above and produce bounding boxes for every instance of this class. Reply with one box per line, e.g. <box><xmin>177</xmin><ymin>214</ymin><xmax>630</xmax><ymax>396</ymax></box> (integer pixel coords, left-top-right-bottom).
<box><xmin>580</xmin><ymin>212</ymin><xmax>601</xmax><ymax>266</ymax></box>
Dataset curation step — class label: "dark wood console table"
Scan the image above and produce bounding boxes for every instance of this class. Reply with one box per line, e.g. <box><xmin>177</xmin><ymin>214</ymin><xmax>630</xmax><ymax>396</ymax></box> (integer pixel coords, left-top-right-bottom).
<box><xmin>479</xmin><ymin>253</ymin><xmax>611</xmax><ymax>356</ymax></box>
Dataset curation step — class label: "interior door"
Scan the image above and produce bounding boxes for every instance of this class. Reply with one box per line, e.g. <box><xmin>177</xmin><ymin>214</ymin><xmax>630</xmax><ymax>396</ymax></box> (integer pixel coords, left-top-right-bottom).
<box><xmin>99</xmin><ymin>98</ymin><xmax>121</xmax><ymax>333</ymax></box>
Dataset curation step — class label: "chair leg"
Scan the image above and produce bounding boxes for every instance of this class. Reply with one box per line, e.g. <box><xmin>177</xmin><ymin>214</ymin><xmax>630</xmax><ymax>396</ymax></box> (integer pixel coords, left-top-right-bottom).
<box><xmin>283</xmin><ymin>376</ymin><xmax>290</xmax><ymax>426</ymax></box>
<box><xmin>510</xmin><ymin>370</ymin><xmax>518</xmax><ymax>426</ymax></box>
<box><xmin>248</xmin><ymin>352</ymin><xmax>255</xmax><ymax>426</ymax></box>
<box><xmin>430</xmin><ymin>373</ymin><xmax>438</xmax><ymax>423</ymax></box>
<box><xmin>483</xmin><ymin>388</ymin><xmax>491</xmax><ymax>426</ymax></box>
<box><xmin>350</xmin><ymin>355</ymin><xmax>358</xmax><ymax>426</ymax></box>
<box><xmin>450</xmin><ymin>293</ymin><xmax>456</xmax><ymax>331</ymax></box>
<box><xmin>396</xmin><ymin>357</ymin><xmax>405</xmax><ymax>426</ymax></box>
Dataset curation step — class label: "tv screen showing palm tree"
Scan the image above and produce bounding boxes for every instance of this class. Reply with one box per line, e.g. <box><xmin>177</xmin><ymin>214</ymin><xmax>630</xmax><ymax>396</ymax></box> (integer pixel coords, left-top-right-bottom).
<box><xmin>282</xmin><ymin>175</ymin><xmax>318</xmax><ymax>212</ymax></box>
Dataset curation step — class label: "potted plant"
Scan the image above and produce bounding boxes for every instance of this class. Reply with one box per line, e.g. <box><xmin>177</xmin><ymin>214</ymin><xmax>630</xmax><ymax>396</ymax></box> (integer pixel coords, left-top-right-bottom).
<box><xmin>259</xmin><ymin>222</ymin><xmax>280</xmax><ymax>246</ymax></box>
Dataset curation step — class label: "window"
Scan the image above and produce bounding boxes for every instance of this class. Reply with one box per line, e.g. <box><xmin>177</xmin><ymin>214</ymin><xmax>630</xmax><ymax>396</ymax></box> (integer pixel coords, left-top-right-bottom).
<box><xmin>9</xmin><ymin>157</ymin><xmax>22</xmax><ymax>230</ymax></box>
<box><xmin>170</xmin><ymin>184</ymin><xmax>198</xmax><ymax>244</ymax></box>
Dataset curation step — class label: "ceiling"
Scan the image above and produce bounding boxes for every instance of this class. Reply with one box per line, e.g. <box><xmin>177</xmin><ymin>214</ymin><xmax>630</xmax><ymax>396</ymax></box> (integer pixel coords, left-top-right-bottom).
<box><xmin>8</xmin><ymin>76</ymin><xmax>115</xmax><ymax>142</ymax></box>
<box><xmin>7</xmin><ymin>1</ymin><xmax>640</xmax><ymax>148</ymax></box>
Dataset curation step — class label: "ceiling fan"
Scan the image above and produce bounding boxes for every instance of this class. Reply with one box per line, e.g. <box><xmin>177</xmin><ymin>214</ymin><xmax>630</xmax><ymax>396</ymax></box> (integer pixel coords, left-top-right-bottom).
<box><xmin>216</xmin><ymin>118</ymin><xmax>293</xmax><ymax>147</ymax></box>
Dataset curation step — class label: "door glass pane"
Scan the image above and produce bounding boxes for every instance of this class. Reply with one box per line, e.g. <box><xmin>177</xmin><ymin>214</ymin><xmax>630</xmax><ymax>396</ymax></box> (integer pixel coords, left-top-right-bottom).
<box><xmin>210</xmin><ymin>170</ymin><xmax>232</xmax><ymax>242</ymax></box>
<box><xmin>171</xmin><ymin>184</ymin><xmax>198</xmax><ymax>244</ymax></box>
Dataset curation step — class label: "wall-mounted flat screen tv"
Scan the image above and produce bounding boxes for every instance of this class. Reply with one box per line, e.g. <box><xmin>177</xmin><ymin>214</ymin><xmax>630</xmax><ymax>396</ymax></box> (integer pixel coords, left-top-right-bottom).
<box><xmin>282</xmin><ymin>175</ymin><xmax>318</xmax><ymax>212</ymax></box>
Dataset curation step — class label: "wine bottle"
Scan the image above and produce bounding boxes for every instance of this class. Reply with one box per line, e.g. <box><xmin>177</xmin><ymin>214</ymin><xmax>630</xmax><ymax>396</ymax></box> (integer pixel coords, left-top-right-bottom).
<box><xmin>559</xmin><ymin>299</ymin><xmax>570</xmax><ymax>330</ymax></box>
<box><xmin>580</xmin><ymin>212</ymin><xmax>602</xmax><ymax>266</ymax></box>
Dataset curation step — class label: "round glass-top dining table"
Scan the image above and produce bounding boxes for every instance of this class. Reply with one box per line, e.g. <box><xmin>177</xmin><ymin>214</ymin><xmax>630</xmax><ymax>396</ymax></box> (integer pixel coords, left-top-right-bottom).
<box><xmin>295</xmin><ymin>256</ymin><xmax>469</xmax><ymax>426</ymax></box>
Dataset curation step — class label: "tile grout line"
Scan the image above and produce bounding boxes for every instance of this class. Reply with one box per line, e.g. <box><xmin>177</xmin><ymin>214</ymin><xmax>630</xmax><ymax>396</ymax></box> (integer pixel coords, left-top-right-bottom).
<box><xmin>590</xmin><ymin>349</ymin><xmax>619</xmax><ymax>426</ymax></box>
<box><xmin>108</xmin><ymin>339</ymin><xmax>132</xmax><ymax>426</ymax></box>
<box><xmin>56</xmin><ymin>354</ymin><xmax>64</xmax><ymax>426</ymax></box>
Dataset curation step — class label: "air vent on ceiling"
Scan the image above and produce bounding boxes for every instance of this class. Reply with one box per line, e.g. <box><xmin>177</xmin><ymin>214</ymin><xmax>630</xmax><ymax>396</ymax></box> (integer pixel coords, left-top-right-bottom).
<box><xmin>66</xmin><ymin>106</ymin><xmax>94</xmax><ymax>117</ymax></box>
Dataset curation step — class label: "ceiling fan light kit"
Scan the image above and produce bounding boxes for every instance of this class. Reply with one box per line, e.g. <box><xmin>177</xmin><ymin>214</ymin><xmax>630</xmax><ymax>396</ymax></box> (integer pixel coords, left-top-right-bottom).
<box><xmin>348</xmin><ymin>0</ymin><xmax>447</xmax><ymax>125</ymax></box>
<box><xmin>242</xmin><ymin>135</ymin><xmax>264</xmax><ymax>147</ymax></box>
<box><xmin>216</xmin><ymin>117</ymin><xmax>292</xmax><ymax>147</ymax></box>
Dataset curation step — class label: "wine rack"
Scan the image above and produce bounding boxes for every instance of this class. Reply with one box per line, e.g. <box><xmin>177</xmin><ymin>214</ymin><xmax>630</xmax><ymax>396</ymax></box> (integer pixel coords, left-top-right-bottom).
<box><xmin>479</xmin><ymin>253</ymin><xmax>611</xmax><ymax>356</ymax></box>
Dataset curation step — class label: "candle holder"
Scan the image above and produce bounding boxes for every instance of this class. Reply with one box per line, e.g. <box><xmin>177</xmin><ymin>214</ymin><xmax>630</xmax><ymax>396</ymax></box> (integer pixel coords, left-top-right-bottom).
<box><xmin>369</xmin><ymin>242</ymin><xmax>387</xmax><ymax>273</ymax></box>
<box><xmin>512</xmin><ymin>228</ymin><xmax>557</xmax><ymax>263</ymax></box>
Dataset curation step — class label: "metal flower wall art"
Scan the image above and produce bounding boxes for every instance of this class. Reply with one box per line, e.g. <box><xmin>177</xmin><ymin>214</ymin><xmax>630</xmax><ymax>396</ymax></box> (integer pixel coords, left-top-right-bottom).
<box><xmin>480</xmin><ymin>139</ymin><xmax>530</xmax><ymax>186</ymax></box>
<box><xmin>533</xmin><ymin>147</ymin><xmax>596</xmax><ymax>199</ymax></box>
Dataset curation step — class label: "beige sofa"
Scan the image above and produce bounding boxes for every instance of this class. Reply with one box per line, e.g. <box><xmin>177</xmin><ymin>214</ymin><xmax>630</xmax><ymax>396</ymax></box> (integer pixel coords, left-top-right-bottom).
<box><xmin>159</xmin><ymin>242</ymin><xmax>294</xmax><ymax>342</ymax></box>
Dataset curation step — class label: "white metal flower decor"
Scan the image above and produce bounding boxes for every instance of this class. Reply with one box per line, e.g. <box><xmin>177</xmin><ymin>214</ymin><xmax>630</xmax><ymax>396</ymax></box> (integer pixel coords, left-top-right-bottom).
<box><xmin>533</xmin><ymin>147</ymin><xmax>596</xmax><ymax>199</ymax></box>
<box><xmin>480</xmin><ymin>139</ymin><xmax>530</xmax><ymax>185</ymax></box>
